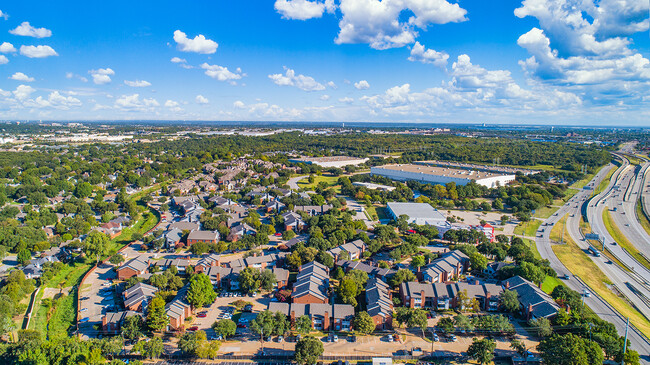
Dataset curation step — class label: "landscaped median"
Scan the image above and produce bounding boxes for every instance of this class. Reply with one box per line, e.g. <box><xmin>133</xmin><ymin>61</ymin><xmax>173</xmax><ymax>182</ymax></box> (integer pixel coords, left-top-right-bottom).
<box><xmin>602</xmin><ymin>210</ymin><xmax>650</xmax><ymax>271</ymax></box>
<box><xmin>550</xmin><ymin>214</ymin><xmax>650</xmax><ymax>337</ymax></box>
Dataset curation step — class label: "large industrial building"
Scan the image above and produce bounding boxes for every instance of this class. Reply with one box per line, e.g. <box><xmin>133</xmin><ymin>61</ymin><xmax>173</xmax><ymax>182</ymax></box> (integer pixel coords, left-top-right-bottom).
<box><xmin>386</xmin><ymin>202</ymin><xmax>451</xmax><ymax>234</ymax></box>
<box><xmin>289</xmin><ymin>156</ymin><xmax>369</xmax><ymax>168</ymax></box>
<box><xmin>371</xmin><ymin>164</ymin><xmax>516</xmax><ymax>188</ymax></box>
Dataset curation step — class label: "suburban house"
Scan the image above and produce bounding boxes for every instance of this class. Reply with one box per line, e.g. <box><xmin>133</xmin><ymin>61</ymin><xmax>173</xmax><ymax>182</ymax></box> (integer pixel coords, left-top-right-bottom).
<box><xmin>421</xmin><ymin>250</ymin><xmax>470</xmax><ymax>282</ymax></box>
<box><xmin>229</xmin><ymin>223</ymin><xmax>257</xmax><ymax>241</ymax></box>
<box><xmin>327</xmin><ymin>239</ymin><xmax>367</xmax><ymax>261</ymax></box>
<box><xmin>187</xmin><ymin>230</ymin><xmax>219</xmax><ymax>245</ymax></box>
<box><xmin>157</xmin><ymin>258</ymin><xmax>190</xmax><ymax>273</ymax></box>
<box><xmin>195</xmin><ymin>253</ymin><xmax>221</xmax><ymax>273</ymax></box>
<box><xmin>101</xmin><ymin>311</ymin><xmax>142</xmax><ymax>334</ymax></box>
<box><xmin>268</xmin><ymin>302</ymin><xmax>354</xmax><ymax>331</ymax></box>
<box><xmin>168</xmin><ymin>221</ymin><xmax>200</xmax><ymax>232</ymax></box>
<box><xmin>205</xmin><ymin>266</ymin><xmax>241</xmax><ymax>290</ymax></box>
<box><xmin>336</xmin><ymin>260</ymin><xmax>396</xmax><ymax>282</ymax></box>
<box><xmin>294</xmin><ymin>204</ymin><xmax>333</xmax><ymax>216</ymax></box>
<box><xmin>366</xmin><ymin>278</ymin><xmax>393</xmax><ymax>330</ymax></box>
<box><xmin>264</xmin><ymin>200</ymin><xmax>286</xmax><ymax>213</ymax></box>
<box><xmin>165</xmin><ymin>228</ymin><xmax>183</xmax><ymax>248</ymax></box>
<box><xmin>165</xmin><ymin>284</ymin><xmax>192</xmax><ymax>331</ymax></box>
<box><xmin>98</xmin><ymin>221</ymin><xmax>122</xmax><ymax>238</ymax></box>
<box><xmin>282</xmin><ymin>212</ymin><xmax>305</xmax><ymax>231</ymax></box>
<box><xmin>502</xmin><ymin>276</ymin><xmax>560</xmax><ymax>320</ymax></box>
<box><xmin>117</xmin><ymin>257</ymin><xmax>150</xmax><ymax>280</ymax></box>
<box><xmin>279</xmin><ymin>236</ymin><xmax>306</xmax><ymax>251</ymax></box>
<box><xmin>123</xmin><ymin>282</ymin><xmax>159</xmax><ymax>312</ymax></box>
<box><xmin>483</xmin><ymin>261</ymin><xmax>514</xmax><ymax>278</ymax></box>
<box><xmin>400</xmin><ymin>281</ymin><xmax>503</xmax><ymax>311</ymax></box>
<box><xmin>292</xmin><ymin>261</ymin><xmax>330</xmax><ymax>304</ymax></box>
<box><xmin>273</xmin><ymin>267</ymin><xmax>290</xmax><ymax>289</ymax></box>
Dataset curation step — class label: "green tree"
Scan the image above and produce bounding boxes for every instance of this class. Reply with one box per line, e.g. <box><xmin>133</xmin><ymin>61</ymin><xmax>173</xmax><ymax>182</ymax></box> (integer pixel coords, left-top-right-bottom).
<box><xmin>389</xmin><ymin>269</ymin><xmax>416</xmax><ymax>288</ymax></box>
<box><xmin>250</xmin><ymin>310</ymin><xmax>276</xmax><ymax>344</ymax></box>
<box><xmin>109</xmin><ymin>254</ymin><xmax>124</xmax><ymax>265</ymax></box>
<box><xmin>121</xmin><ymin>315</ymin><xmax>144</xmax><ymax>340</ymax></box>
<box><xmin>354</xmin><ymin>311</ymin><xmax>375</xmax><ymax>334</ymax></box>
<box><xmin>84</xmin><ymin>231</ymin><xmax>110</xmax><ymax>264</ymax></box>
<box><xmin>186</xmin><ymin>273</ymin><xmax>217</xmax><ymax>308</ymax></box>
<box><xmin>274</xmin><ymin>311</ymin><xmax>290</xmax><ymax>336</ymax></box>
<box><xmin>212</xmin><ymin>319</ymin><xmax>236</xmax><ymax>339</ymax></box>
<box><xmin>295</xmin><ymin>315</ymin><xmax>312</xmax><ymax>334</ymax></box>
<box><xmin>337</xmin><ymin>277</ymin><xmax>359</xmax><ymax>307</ymax></box>
<box><xmin>500</xmin><ymin>290</ymin><xmax>520</xmax><ymax>313</ymax></box>
<box><xmin>537</xmin><ymin>333</ymin><xmax>604</xmax><ymax>365</ymax></box>
<box><xmin>259</xmin><ymin>269</ymin><xmax>277</xmax><ymax>291</ymax></box>
<box><xmin>529</xmin><ymin>317</ymin><xmax>553</xmax><ymax>338</ymax></box>
<box><xmin>294</xmin><ymin>336</ymin><xmax>324</xmax><ymax>365</ymax></box>
<box><xmin>239</xmin><ymin>267</ymin><xmax>260</xmax><ymax>293</ymax></box>
<box><xmin>17</xmin><ymin>248</ymin><xmax>32</xmax><ymax>266</ymax></box>
<box><xmin>410</xmin><ymin>255</ymin><xmax>426</xmax><ymax>270</ymax></box>
<box><xmin>146</xmin><ymin>296</ymin><xmax>169</xmax><ymax>331</ymax></box>
<box><xmin>467</xmin><ymin>338</ymin><xmax>496</xmax><ymax>365</ymax></box>
<box><xmin>437</xmin><ymin>317</ymin><xmax>455</xmax><ymax>333</ymax></box>
<box><xmin>179</xmin><ymin>330</ymin><xmax>209</xmax><ymax>357</ymax></box>
<box><xmin>408</xmin><ymin>309</ymin><xmax>428</xmax><ymax>337</ymax></box>
<box><xmin>131</xmin><ymin>337</ymin><xmax>163</xmax><ymax>359</ymax></box>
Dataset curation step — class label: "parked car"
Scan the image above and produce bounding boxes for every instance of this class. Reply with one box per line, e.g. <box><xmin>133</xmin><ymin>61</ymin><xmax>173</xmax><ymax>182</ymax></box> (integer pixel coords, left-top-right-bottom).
<box><xmin>277</xmin><ymin>335</ymin><xmax>284</xmax><ymax>342</ymax></box>
<box><xmin>237</xmin><ymin>323</ymin><xmax>247</xmax><ymax>328</ymax></box>
<box><xmin>386</xmin><ymin>334</ymin><xmax>394</xmax><ymax>342</ymax></box>
<box><xmin>330</xmin><ymin>334</ymin><xmax>338</xmax><ymax>342</ymax></box>
<box><xmin>349</xmin><ymin>335</ymin><xmax>357</xmax><ymax>342</ymax></box>
<box><xmin>197</xmin><ymin>312</ymin><xmax>207</xmax><ymax>318</ymax></box>
<box><xmin>79</xmin><ymin>317</ymin><xmax>90</xmax><ymax>323</ymax></box>
<box><xmin>243</xmin><ymin>304</ymin><xmax>253</xmax><ymax>312</ymax></box>
<box><xmin>188</xmin><ymin>326</ymin><xmax>199</xmax><ymax>331</ymax></box>
<box><xmin>433</xmin><ymin>333</ymin><xmax>439</xmax><ymax>342</ymax></box>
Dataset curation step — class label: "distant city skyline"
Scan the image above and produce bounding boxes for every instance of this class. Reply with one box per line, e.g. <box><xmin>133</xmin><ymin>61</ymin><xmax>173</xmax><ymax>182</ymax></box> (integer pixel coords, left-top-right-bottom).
<box><xmin>0</xmin><ymin>1</ymin><xmax>648</xmax><ymax>125</ymax></box>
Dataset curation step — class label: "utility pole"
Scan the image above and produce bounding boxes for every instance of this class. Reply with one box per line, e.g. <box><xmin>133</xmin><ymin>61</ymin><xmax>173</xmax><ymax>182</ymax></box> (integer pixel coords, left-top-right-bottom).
<box><xmin>621</xmin><ymin>317</ymin><xmax>629</xmax><ymax>365</ymax></box>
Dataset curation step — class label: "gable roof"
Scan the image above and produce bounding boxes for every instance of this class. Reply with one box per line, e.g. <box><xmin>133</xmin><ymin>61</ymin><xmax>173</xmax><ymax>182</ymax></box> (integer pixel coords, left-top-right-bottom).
<box><xmin>118</xmin><ymin>257</ymin><xmax>149</xmax><ymax>273</ymax></box>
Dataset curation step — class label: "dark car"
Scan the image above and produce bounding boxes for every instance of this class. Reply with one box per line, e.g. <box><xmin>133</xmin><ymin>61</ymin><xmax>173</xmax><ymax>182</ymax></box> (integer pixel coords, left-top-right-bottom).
<box><xmin>349</xmin><ymin>335</ymin><xmax>357</xmax><ymax>342</ymax></box>
<box><xmin>243</xmin><ymin>304</ymin><xmax>253</xmax><ymax>312</ymax></box>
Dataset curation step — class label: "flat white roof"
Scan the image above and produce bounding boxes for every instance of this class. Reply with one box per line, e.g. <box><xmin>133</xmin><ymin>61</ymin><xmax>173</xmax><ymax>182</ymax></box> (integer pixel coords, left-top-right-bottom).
<box><xmin>374</xmin><ymin>164</ymin><xmax>514</xmax><ymax>180</ymax></box>
<box><xmin>387</xmin><ymin>202</ymin><xmax>446</xmax><ymax>222</ymax></box>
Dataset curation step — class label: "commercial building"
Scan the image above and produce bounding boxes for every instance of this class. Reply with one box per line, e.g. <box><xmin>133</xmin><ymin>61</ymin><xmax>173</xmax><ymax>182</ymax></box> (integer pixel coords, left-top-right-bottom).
<box><xmin>386</xmin><ymin>202</ymin><xmax>452</xmax><ymax>235</ymax></box>
<box><xmin>352</xmin><ymin>182</ymin><xmax>396</xmax><ymax>191</ymax></box>
<box><xmin>371</xmin><ymin>164</ymin><xmax>516</xmax><ymax>188</ymax></box>
<box><xmin>289</xmin><ymin>156</ymin><xmax>369</xmax><ymax>168</ymax></box>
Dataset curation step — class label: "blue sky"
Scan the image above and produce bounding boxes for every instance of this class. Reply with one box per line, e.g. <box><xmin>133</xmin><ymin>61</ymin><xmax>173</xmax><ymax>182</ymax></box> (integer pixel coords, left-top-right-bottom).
<box><xmin>0</xmin><ymin>0</ymin><xmax>649</xmax><ymax>125</ymax></box>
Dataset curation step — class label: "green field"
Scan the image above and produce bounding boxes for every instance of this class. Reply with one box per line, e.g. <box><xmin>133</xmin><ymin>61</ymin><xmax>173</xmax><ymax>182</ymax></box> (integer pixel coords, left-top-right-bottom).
<box><xmin>366</xmin><ymin>205</ymin><xmax>388</xmax><ymax>221</ymax></box>
<box><xmin>593</xmin><ymin>166</ymin><xmax>616</xmax><ymax>196</ymax></box>
<box><xmin>602</xmin><ymin>210</ymin><xmax>650</xmax><ymax>271</ymax></box>
<box><xmin>551</xmin><ymin>214</ymin><xmax>650</xmax><ymax>337</ymax></box>
<box><xmin>514</xmin><ymin>220</ymin><xmax>542</xmax><ymax>237</ymax></box>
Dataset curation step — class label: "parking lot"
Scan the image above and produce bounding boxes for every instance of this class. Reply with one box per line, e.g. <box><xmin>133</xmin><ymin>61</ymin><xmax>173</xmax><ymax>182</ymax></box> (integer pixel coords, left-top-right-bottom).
<box><xmin>77</xmin><ymin>261</ymin><xmax>118</xmax><ymax>339</ymax></box>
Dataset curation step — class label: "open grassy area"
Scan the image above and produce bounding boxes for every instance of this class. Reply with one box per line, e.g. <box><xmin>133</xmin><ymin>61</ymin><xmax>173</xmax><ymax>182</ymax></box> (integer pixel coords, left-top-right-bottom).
<box><xmin>594</xmin><ymin>166</ymin><xmax>616</xmax><ymax>196</ymax></box>
<box><xmin>549</xmin><ymin>215</ymin><xmax>568</xmax><ymax>243</ymax></box>
<box><xmin>636</xmin><ymin>199</ymin><xmax>650</xmax><ymax>237</ymax></box>
<box><xmin>602</xmin><ymin>210</ymin><xmax>650</xmax><ymax>271</ymax></box>
<box><xmin>551</xmin><ymin>214</ymin><xmax>650</xmax><ymax>337</ymax></box>
<box><xmin>570</xmin><ymin>164</ymin><xmax>610</xmax><ymax>190</ymax></box>
<box><xmin>108</xmin><ymin>207</ymin><xmax>159</xmax><ymax>255</ymax></box>
<box><xmin>366</xmin><ymin>205</ymin><xmax>388</xmax><ymax>221</ymax></box>
<box><xmin>46</xmin><ymin>287</ymin><xmax>78</xmax><ymax>340</ymax></box>
<box><xmin>533</xmin><ymin>206</ymin><xmax>558</xmax><ymax>219</ymax></box>
<box><xmin>514</xmin><ymin>220</ymin><xmax>542</xmax><ymax>237</ymax></box>
<box><xmin>296</xmin><ymin>174</ymin><xmax>343</xmax><ymax>192</ymax></box>
<box><xmin>521</xmin><ymin>237</ymin><xmax>560</xmax><ymax>293</ymax></box>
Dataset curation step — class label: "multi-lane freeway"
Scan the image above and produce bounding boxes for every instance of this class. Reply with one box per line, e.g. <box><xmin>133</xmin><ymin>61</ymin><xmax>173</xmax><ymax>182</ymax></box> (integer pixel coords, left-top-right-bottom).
<box><xmin>535</xmin><ymin>160</ymin><xmax>650</xmax><ymax>363</ymax></box>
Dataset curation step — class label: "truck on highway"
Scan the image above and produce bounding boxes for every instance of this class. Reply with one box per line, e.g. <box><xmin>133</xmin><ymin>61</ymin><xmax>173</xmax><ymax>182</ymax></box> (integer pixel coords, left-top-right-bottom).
<box><xmin>588</xmin><ymin>246</ymin><xmax>601</xmax><ymax>257</ymax></box>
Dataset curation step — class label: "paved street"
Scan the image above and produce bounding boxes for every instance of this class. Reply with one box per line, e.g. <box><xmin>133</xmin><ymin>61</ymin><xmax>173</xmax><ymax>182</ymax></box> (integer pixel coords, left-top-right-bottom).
<box><xmin>535</xmin><ymin>161</ymin><xmax>650</xmax><ymax>363</ymax></box>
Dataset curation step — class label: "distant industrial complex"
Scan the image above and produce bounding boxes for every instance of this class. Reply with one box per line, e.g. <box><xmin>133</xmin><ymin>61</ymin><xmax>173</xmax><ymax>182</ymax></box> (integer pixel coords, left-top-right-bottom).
<box><xmin>288</xmin><ymin>156</ymin><xmax>369</xmax><ymax>168</ymax></box>
<box><xmin>371</xmin><ymin>164</ymin><xmax>516</xmax><ymax>188</ymax></box>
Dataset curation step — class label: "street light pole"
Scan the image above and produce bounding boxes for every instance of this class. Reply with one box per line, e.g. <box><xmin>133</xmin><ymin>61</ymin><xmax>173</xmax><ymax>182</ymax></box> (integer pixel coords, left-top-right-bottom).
<box><xmin>621</xmin><ymin>317</ymin><xmax>629</xmax><ymax>365</ymax></box>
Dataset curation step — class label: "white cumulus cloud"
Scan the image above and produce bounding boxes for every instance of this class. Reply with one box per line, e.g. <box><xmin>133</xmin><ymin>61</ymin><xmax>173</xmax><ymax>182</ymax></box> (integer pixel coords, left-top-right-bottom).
<box><xmin>173</xmin><ymin>30</ymin><xmax>218</xmax><ymax>54</ymax></box>
<box><xmin>10</xmin><ymin>72</ymin><xmax>34</xmax><ymax>82</ymax></box>
<box><xmin>268</xmin><ymin>67</ymin><xmax>326</xmax><ymax>91</ymax></box>
<box><xmin>124</xmin><ymin>80</ymin><xmax>151</xmax><ymax>87</ymax></box>
<box><xmin>13</xmin><ymin>84</ymin><xmax>36</xmax><ymax>101</ymax></box>
<box><xmin>408</xmin><ymin>41</ymin><xmax>449</xmax><ymax>68</ymax></box>
<box><xmin>89</xmin><ymin>68</ymin><xmax>115</xmax><ymax>85</ymax></box>
<box><xmin>196</xmin><ymin>95</ymin><xmax>209</xmax><ymax>104</ymax></box>
<box><xmin>354</xmin><ymin>80</ymin><xmax>370</xmax><ymax>90</ymax></box>
<box><xmin>9</xmin><ymin>22</ymin><xmax>52</xmax><ymax>38</ymax></box>
<box><xmin>0</xmin><ymin>55</ymin><xmax>7</xmax><ymax>65</ymax></box>
<box><xmin>115</xmin><ymin>94</ymin><xmax>159</xmax><ymax>110</ymax></box>
<box><xmin>201</xmin><ymin>63</ymin><xmax>244</xmax><ymax>84</ymax></box>
<box><xmin>274</xmin><ymin>0</ymin><xmax>335</xmax><ymax>20</ymax></box>
<box><xmin>0</xmin><ymin>42</ymin><xmax>16</xmax><ymax>53</ymax></box>
<box><xmin>0</xmin><ymin>10</ymin><xmax>8</xmax><ymax>20</ymax></box>
<box><xmin>20</xmin><ymin>45</ymin><xmax>58</xmax><ymax>58</ymax></box>
<box><xmin>335</xmin><ymin>0</ymin><xmax>467</xmax><ymax>50</ymax></box>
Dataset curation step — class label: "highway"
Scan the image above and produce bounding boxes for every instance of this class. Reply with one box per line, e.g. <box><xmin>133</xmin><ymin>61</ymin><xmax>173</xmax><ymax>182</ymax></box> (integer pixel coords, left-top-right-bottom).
<box><xmin>535</xmin><ymin>162</ymin><xmax>650</xmax><ymax>363</ymax></box>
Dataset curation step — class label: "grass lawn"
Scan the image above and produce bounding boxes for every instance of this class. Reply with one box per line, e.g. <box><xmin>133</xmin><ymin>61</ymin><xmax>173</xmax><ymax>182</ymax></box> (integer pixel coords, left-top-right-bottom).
<box><xmin>523</xmin><ymin>238</ymin><xmax>541</xmax><ymax>260</ymax></box>
<box><xmin>46</xmin><ymin>287</ymin><xmax>78</xmax><ymax>340</ymax></box>
<box><xmin>636</xmin><ymin>200</ymin><xmax>650</xmax><ymax>237</ymax></box>
<box><xmin>549</xmin><ymin>215</ymin><xmax>568</xmax><ymax>243</ymax></box>
<box><xmin>514</xmin><ymin>220</ymin><xmax>542</xmax><ymax>237</ymax></box>
<box><xmin>551</xmin><ymin>215</ymin><xmax>650</xmax><ymax>337</ymax></box>
<box><xmin>297</xmin><ymin>174</ymin><xmax>342</xmax><ymax>189</ymax></box>
<box><xmin>602</xmin><ymin>210</ymin><xmax>650</xmax><ymax>271</ymax></box>
<box><xmin>570</xmin><ymin>164</ymin><xmax>611</xmax><ymax>190</ymax></box>
<box><xmin>594</xmin><ymin>166</ymin><xmax>616</xmax><ymax>196</ymax></box>
<box><xmin>366</xmin><ymin>205</ymin><xmax>388</xmax><ymax>221</ymax></box>
<box><xmin>541</xmin><ymin>276</ymin><xmax>563</xmax><ymax>294</ymax></box>
<box><xmin>107</xmin><ymin>207</ymin><xmax>159</xmax><ymax>255</ymax></box>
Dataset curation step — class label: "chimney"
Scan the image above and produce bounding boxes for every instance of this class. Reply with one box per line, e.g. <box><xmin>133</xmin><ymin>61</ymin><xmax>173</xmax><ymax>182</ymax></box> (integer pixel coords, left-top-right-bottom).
<box><xmin>102</xmin><ymin>315</ymin><xmax>107</xmax><ymax>328</ymax></box>
<box><xmin>290</xmin><ymin>310</ymin><xmax>296</xmax><ymax>324</ymax></box>
<box><xmin>527</xmin><ymin>303</ymin><xmax>533</xmax><ymax>321</ymax></box>
<box><xmin>504</xmin><ymin>281</ymin><xmax>510</xmax><ymax>289</ymax></box>
<box><xmin>485</xmin><ymin>292</ymin><xmax>491</xmax><ymax>311</ymax></box>
<box><xmin>324</xmin><ymin>310</ymin><xmax>330</xmax><ymax>331</ymax></box>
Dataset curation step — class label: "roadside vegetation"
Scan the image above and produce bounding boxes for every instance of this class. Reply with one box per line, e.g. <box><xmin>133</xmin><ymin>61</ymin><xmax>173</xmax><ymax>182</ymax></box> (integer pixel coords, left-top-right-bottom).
<box><xmin>602</xmin><ymin>210</ymin><xmax>650</xmax><ymax>271</ymax></box>
<box><xmin>551</xmin><ymin>215</ymin><xmax>650</xmax><ymax>337</ymax></box>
